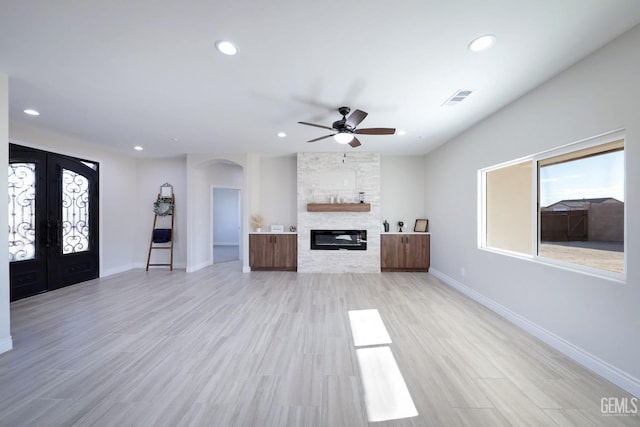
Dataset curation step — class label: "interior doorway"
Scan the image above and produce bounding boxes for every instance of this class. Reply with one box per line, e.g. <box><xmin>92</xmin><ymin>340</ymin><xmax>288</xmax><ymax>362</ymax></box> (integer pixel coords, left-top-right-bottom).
<box><xmin>212</xmin><ymin>187</ymin><xmax>240</xmax><ymax>264</ymax></box>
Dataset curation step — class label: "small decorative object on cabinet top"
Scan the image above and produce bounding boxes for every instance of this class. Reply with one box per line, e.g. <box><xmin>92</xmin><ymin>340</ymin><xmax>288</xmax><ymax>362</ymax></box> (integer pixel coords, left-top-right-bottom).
<box><xmin>271</xmin><ymin>224</ymin><xmax>284</xmax><ymax>233</ymax></box>
<box><xmin>251</xmin><ymin>214</ymin><xmax>263</xmax><ymax>232</ymax></box>
<box><xmin>359</xmin><ymin>192</ymin><xmax>365</xmax><ymax>203</ymax></box>
<box><xmin>289</xmin><ymin>226</ymin><xmax>297</xmax><ymax>232</ymax></box>
<box><xmin>414</xmin><ymin>219</ymin><xmax>429</xmax><ymax>232</ymax></box>
<box><xmin>398</xmin><ymin>221</ymin><xmax>404</xmax><ymax>232</ymax></box>
<box><xmin>383</xmin><ymin>220</ymin><xmax>390</xmax><ymax>232</ymax></box>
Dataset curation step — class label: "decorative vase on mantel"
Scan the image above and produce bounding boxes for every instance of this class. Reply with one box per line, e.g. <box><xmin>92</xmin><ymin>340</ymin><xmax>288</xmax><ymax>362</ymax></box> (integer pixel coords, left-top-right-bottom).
<box><xmin>255</xmin><ymin>227</ymin><xmax>262</xmax><ymax>233</ymax></box>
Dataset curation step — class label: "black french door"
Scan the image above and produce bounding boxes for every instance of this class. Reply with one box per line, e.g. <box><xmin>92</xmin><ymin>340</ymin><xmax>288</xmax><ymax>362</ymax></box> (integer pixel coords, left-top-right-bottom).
<box><xmin>9</xmin><ymin>144</ymin><xmax>99</xmax><ymax>301</ymax></box>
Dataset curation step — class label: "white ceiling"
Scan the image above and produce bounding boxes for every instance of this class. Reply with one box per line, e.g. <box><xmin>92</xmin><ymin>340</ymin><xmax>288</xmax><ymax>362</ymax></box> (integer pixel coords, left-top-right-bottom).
<box><xmin>2</xmin><ymin>1</ymin><xmax>640</xmax><ymax>158</ymax></box>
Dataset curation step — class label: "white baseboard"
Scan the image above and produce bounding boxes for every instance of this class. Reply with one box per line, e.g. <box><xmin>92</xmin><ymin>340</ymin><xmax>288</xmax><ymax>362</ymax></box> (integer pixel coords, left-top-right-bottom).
<box><xmin>0</xmin><ymin>335</ymin><xmax>13</xmax><ymax>355</ymax></box>
<box><xmin>242</xmin><ymin>265</ymin><xmax>251</xmax><ymax>273</ymax></box>
<box><xmin>430</xmin><ymin>268</ymin><xmax>640</xmax><ymax>398</ymax></box>
<box><xmin>213</xmin><ymin>242</ymin><xmax>240</xmax><ymax>247</ymax></box>
<box><xmin>101</xmin><ymin>264</ymin><xmax>136</xmax><ymax>277</ymax></box>
<box><xmin>186</xmin><ymin>260</ymin><xmax>211</xmax><ymax>273</ymax></box>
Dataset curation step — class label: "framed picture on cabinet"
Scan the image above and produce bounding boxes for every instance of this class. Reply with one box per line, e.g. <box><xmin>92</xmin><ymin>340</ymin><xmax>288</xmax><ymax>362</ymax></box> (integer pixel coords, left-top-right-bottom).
<box><xmin>414</xmin><ymin>219</ymin><xmax>429</xmax><ymax>232</ymax></box>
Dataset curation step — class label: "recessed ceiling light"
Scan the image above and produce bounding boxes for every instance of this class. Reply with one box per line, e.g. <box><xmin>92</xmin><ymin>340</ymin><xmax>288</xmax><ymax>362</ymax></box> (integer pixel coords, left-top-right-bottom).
<box><xmin>468</xmin><ymin>34</ymin><xmax>496</xmax><ymax>52</ymax></box>
<box><xmin>23</xmin><ymin>109</ymin><xmax>40</xmax><ymax>116</ymax></box>
<box><xmin>134</xmin><ymin>146</ymin><xmax>143</xmax><ymax>151</ymax></box>
<box><xmin>277</xmin><ymin>132</ymin><xmax>286</xmax><ymax>138</ymax></box>
<box><xmin>215</xmin><ymin>40</ymin><xmax>238</xmax><ymax>56</ymax></box>
<box><xmin>397</xmin><ymin>130</ymin><xmax>406</xmax><ymax>136</ymax></box>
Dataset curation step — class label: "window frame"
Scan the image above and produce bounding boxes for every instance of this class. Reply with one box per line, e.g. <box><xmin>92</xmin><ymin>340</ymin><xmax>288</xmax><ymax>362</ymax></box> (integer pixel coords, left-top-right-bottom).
<box><xmin>479</xmin><ymin>129</ymin><xmax>626</xmax><ymax>283</ymax></box>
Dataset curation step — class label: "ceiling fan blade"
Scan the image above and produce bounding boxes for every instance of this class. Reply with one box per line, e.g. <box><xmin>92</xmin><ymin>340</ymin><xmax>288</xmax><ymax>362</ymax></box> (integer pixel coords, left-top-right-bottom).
<box><xmin>298</xmin><ymin>121</ymin><xmax>334</xmax><ymax>131</ymax></box>
<box><xmin>349</xmin><ymin>137</ymin><xmax>362</xmax><ymax>148</ymax></box>
<box><xmin>307</xmin><ymin>134</ymin><xmax>335</xmax><ymax>143</ymax></box>
<box><xmin>345</xmin><ymin>109</ymin><xmax>368</xmax><ymax>129</ymax></box>
<box><xmin>355</xmin><ymin>127</ymin><xmax>396</xmax><ymax>135</ymax></box>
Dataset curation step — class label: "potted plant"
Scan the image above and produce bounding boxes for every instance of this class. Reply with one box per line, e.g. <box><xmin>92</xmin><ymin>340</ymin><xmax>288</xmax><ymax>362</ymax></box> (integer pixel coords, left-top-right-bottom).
<box><xmin>251</xmin><ymin>214</ymin><xmax>263</xmax><ymax>232</ymax></box>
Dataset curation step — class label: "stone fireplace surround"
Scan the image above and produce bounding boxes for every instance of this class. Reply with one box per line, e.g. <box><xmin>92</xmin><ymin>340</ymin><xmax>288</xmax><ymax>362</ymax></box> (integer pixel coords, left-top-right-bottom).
<box><xmin>297</xmin><ymin>152</ymin><xmax>381</xmax><ymax>273</ymax></box>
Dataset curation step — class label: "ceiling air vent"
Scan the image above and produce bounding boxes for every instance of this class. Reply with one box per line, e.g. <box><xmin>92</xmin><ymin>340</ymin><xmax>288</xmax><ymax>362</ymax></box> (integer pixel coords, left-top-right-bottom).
<box><xmin>442</xmin><ymin>89</ymin><xmax>473</xmax><ymax>106</ymax></box>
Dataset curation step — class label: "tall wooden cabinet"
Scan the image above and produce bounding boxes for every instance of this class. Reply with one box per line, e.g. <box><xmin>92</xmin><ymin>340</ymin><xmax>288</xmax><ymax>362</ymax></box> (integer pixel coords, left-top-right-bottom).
<box><xmin>249</xmin><ymin>233</ymin><xmax>297</xmax><ymax>271</ymax></box>
<box><xmin>381</xmin><ymin>233</ymin><xmax>430</xmax><ymax>272</ymax></box>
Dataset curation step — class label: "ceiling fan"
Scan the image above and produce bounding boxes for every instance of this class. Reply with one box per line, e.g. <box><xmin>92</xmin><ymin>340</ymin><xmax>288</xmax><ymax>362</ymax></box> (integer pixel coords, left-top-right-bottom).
<box><xmin>298</xmin><ymin>106</ymin><xmax>395</xmax><ymax>148</ymax></box>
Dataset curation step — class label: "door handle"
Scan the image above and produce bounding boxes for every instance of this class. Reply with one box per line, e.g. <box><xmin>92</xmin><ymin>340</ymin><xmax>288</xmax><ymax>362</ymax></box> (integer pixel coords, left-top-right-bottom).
<box><xmin>55</xmin><ymin>220</ymin><xmax>61</xmax><ymax>248</ymax></box>
<box><xmin>46</xmin><ymin>221</ymin><xmax>52</xmax><ymax>247</ymax></box>
<box><xmin>47</xmin><ymin>220</ymin><xmax>61</xmax><ymax>248</ymax></box>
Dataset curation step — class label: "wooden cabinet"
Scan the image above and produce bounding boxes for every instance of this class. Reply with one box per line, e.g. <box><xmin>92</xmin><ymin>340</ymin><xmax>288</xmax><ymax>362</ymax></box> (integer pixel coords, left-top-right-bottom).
<box><xmin>249</xmin><ymin>234</ymin><xmax>297</xmax><ymax>271</ymax></box>
<box><xmin>381</xmin><ymin>234</ymin><xmax>430</xmax><ymax>272</ymax></box>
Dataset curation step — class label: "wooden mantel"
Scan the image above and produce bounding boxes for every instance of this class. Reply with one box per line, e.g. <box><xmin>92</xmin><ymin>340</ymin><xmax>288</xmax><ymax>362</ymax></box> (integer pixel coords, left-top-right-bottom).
<box><xmin>306</xmin><ymin>203</ymin><xmax>371</xmax><ymax>212</ymax></box>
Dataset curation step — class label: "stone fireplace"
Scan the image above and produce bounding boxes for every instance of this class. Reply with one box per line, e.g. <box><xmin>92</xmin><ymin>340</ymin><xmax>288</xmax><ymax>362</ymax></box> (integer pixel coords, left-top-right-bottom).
<box><xmin>297</xmin><ymin>152</ymin><xmax>380</xmax><ymax>273</ymax></box>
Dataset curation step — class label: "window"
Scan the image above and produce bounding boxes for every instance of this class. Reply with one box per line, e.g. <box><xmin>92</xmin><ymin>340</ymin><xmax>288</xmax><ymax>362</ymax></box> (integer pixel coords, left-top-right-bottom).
<box><xmin>480</xmin><ymin>132</ymin><xmax>625</xmax><ymax>277</ymax></box>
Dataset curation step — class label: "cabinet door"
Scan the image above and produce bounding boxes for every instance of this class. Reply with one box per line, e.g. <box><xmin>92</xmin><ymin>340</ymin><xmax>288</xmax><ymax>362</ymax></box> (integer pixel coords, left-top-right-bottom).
<box><xmin>272</xmin><ymin>234</ymin><xmax>297</xmax><ymax>269</ymax></box>
<box><xmin>381</xmin><ymin>235</ymin><xmax>403</xmax><ymax>269</ymax></box>
<box><xmin>249</xmin><ymin>234</ymin><xmax>272</xmax><ymax>268</ymax></box>
<box><xmin>404</xmin><ymin>235</ymin><xmax>428</xmax><ymax>270</ymax></box>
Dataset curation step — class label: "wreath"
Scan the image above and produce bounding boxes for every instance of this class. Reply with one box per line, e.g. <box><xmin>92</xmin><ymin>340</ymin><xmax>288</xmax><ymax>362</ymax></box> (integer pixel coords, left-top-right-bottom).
<box><xmin>153</xmin><ymin>197</ymin><xmax>174</xmax><ymax>216</ymax></box>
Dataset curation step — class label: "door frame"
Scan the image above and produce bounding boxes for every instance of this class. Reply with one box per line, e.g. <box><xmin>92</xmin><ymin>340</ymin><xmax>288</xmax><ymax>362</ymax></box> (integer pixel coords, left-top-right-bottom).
<box><xmin>210</xmin><ymin>185</ymin><xmax>242</xmax><ymax>265</ymax></box>
<box><xmin>9</xmin><ymin>143</ymin><xmax>99</xmax><ymax>300</ymax></box>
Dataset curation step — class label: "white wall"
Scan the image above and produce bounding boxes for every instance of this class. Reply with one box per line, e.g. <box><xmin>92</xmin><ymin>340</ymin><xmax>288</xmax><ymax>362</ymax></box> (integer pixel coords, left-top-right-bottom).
<box><xmin>9</xmin><ymin>121</ymin><xmax>138</xmax><ymax>278</ymax></box>
<box><xmin>258</xmin><ymin>155</ymin><xmax>297</xmax><ymax>231</ymax></box>
<box><xmin>207</xmin><ymin>162</ymin><xmax>243</xmax><ymax>188</ymax></box>
<box><xmin>424</xmin><ymin>25</ymin><xmax>640</xmax><ymax>395</ymax></box>
<box><xmin>0</xmin><ymin>74</ymin><xmax>11</xmax><ymax>354</ymax></box>
<box><xmin>381</xmin><ymin>155</ymin><xmax>427</xmax><ymax>233</ymax></box>
<box><xmin>135</xmin><ymin>157</ymin><xmax>187</xmax><ymax>268</ymax></box>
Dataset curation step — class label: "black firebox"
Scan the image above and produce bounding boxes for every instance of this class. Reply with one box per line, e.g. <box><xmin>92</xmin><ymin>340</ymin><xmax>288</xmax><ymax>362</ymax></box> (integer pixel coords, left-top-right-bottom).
<box><xmin>310</xmin><ymin>230</ymin><xmax>367</xmax><ymax>250</ymax></box>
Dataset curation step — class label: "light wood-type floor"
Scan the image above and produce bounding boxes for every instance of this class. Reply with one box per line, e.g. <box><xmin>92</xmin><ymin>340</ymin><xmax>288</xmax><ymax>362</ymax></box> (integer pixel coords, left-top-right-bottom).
<box><xmin>0</xmin><ymin>262</ymin><xmax>637</xmax><ymax>426</ymax></box>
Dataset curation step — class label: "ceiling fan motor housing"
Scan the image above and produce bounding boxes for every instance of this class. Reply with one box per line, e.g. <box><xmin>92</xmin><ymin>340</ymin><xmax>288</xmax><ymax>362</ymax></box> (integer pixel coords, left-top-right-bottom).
<box><xmin>334</xmin><ymin>107</ymin><xmax>351</xmax><ymax>131</ymax></box>
<box><xmin>332</xmin><ymin>119</ymin><xmax>348</xmax><ymax>131</ymax></box>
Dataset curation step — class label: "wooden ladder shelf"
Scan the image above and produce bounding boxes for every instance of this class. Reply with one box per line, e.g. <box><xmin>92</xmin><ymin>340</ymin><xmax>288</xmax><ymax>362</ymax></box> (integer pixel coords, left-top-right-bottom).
<box><xmin>146</xmin><ymin>194</ymin><xmax>175</xmax><ymax>271</ymax></box>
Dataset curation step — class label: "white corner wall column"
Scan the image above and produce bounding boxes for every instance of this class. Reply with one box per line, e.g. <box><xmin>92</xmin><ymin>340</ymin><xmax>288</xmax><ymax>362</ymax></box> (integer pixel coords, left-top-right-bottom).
<box><xmin>0</xmin><ymin>74</ymin><xmax>12</xmax><ymax>354</ymax></box>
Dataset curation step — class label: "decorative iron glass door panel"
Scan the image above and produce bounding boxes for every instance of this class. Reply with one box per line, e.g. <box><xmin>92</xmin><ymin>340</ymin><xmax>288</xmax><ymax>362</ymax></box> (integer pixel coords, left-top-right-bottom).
<box><xmin>46</xmin><ymin>153</ymin><xmax>99</xmax><ymax>291</ymax></box>
<box><xmin>61</xmin><ymin>169</ymin><xmax>91</xmax><ymax>254</ymax></box>
<box><xmin>8</xmin><ymin>144</ymin><xmax>99</xmax><ymax>301</ymax></box>
<box><xmin>8</xmin><ymin>146</ymin><xmax>48</xmax><ymax>300</ymax></box>
<box><xmin>8</xmin><ymin>163</ymin><xmax>37</xmax><ymax>261</ymax></box>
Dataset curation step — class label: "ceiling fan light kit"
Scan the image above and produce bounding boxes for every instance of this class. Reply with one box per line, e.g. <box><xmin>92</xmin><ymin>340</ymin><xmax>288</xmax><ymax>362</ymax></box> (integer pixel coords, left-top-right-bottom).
<box><xmin>298</xmin><ymin>106</ymin><xmax>395</xmax><ymax>149</ymax></box>
<box><xmin>334</xmin><ymin>133</ymin><xmax>354</xmax><ymax>144</ymax></box>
